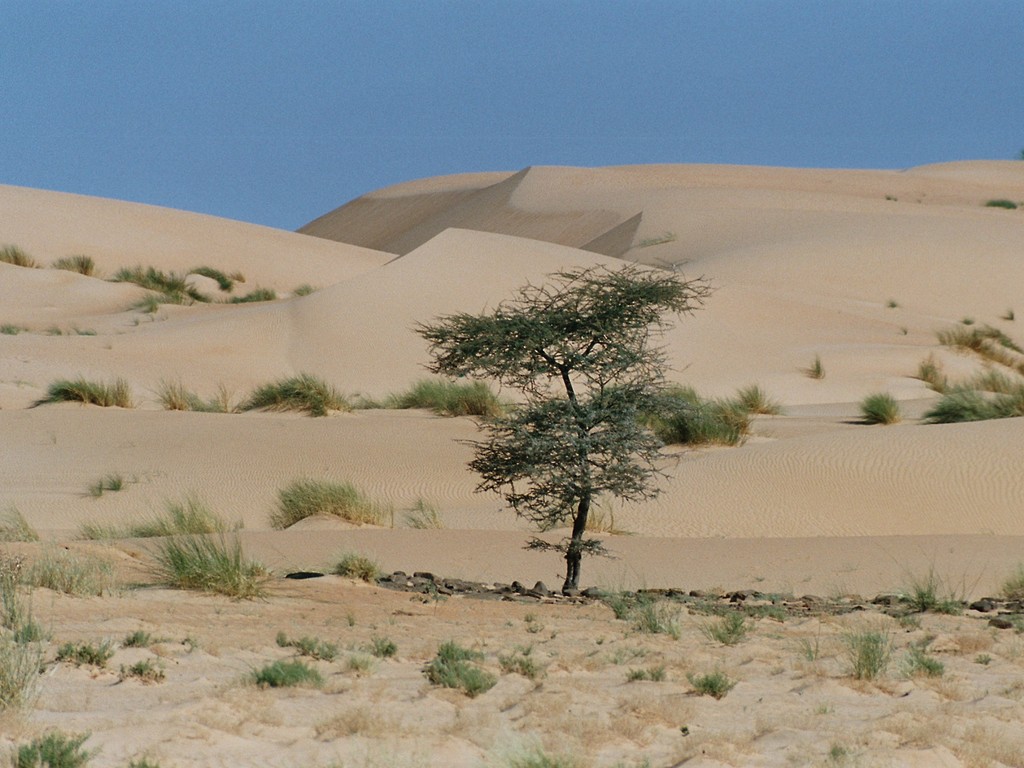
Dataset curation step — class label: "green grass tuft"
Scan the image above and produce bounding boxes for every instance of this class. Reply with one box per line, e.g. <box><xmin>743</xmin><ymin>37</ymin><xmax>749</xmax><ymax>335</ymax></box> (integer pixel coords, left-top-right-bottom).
<box><xmin>112</xmin><ymin>265</ymin><xmax>206</xmax><ymax>304</ymax></box>
<box><xmin>292</xmin><ymin>284</ymin><xmax>315</xmax><ymax>296</ymax></box>
<box><xmin>13</xmin><ymin>731</ymin><xmax>93</xmax><ymax>768</ymax></box>
<box><xmin>648</xmin><ymin>386</ymin><xmax>751</xmax><ymax>446</ymax></box>
<box><xmin>626</xmin><ymin>664</ymin><xmax>666</xmax><ymax>682</ymax></box>
<box><xmin>88</xmin><ymin>473</ymin><xmax>125</xmax><ymax>498</ymax></box>
<box><xmin>0</xmin><ymin>245</ymin><xmax>38</xmax><ymax>268</ymax></box>
<box><xmin>151</xmin><ymin>533</ymin><xmax>269</xmax><ymax>599</ymax></box>
<box><xmin>156</xmin><ymin>380</ymin><xmax>235</xmax><ymax>413</ymax></box>
<box><xmin>733</xmin><ymin>384</ymin><xmax>783</xmax><ymax>415</ymax></box>
<box><xmin>251</xmin><ymin>659</ymin><xmax>322</xmax><ymax>688</ymax></box>
<box><xmin>24</xmin><ymin>548</ymin><xmax>115</xmax><ymax>596</ymax></box>
<box><xmin>424</xmin><ymin>641</ymin><xmax>496</xmax><ymax>697</ymax></box>
<box><xmin>241</xmin><ymin>373</ymin><xmax>349</xmax><ymax>417</ymax></box>
<box><xmin>229</xmin><ymin>287</ymin><xmax>277</xmax><ymax>303</ymax></box>
<box><xmin>36</xmin><ymin>378</ymin><xmax>133</xmax><ymax>408</ymax></box>
<box><xmin>385</xmin><ymin>378</ymin><xmax>505</xmax><ymax>418</ymax></box>
<box><xmin>273</xmin><ymin>478</ymin><xmax>390</xmax><ymax>528</ymax></box>
<box><xmin>924</xmin><ymin>387</ymin><xmax>1024</xmax><ymax>424</ymax></box>
<box><xmin>0</xmin><ymin>507</ymin><xmax>39</xmax><ymax>542</ymax></box>
<box><xmin>118</xmin><ymin>659</ymin><xmax>165</xmax><ymax>684</ymax></box>
<box><xmin>804</xmin><ymin>354</ymin><xmax>826</xmax><ymax>380</ymax></box>
<box><xmin>985</xmin><ymin>198</ymin><xmax>1019</xmax><ymax>209</ymax></box>
<box><xmin>332</xmin><ymin>552</ymin><xmax>381</xmax><ymax>582</ymax></box>
<box><xmin>122</xmin><ymin>630</ymin><xmax>152</xmax><ymax>648</ymax></box>
<box><xmin>402</xmin><ymin>498</ymin><xmax>444</xmax><ymax>529</ymax></box>
<box><xmin>687</xmin><ymin>669</ymin><xmax>735</xmax><ymax>698</ymax></box>
<box><xmin>701</xmin><ymin>611</ymin><xmax>749</xmax><ymax>646</ymax></box>
<box><xmin>843</xmin><ymin>629</ymin><xmax>892</xmax><ymax>680</ymax></box>
<box><xmin>1</xmin><ymin>324</ymin><xmax>27</xmax><ymax>335</ymax></box>
<box><xmin>916</xmin><ymin>355</ymin><xmax>948</xmax><ymax>393</ymax></box>
<box><xmin>859</xmin><ymin>392</ymin><xmax>902</xmax><ymax>425</ymax></box>
<box><xmin>188</xmin><ymin>266</ymin><xmax>234</xmax><ymax>292</ymax></box>
<box><xmin>51</xmin><ymin>256</ymin><xmax>96</xmax><ymax>276</ymax></box>
<box><xmin>56</xmin><ymin>640</ymin><xmax>114</xmax><ymax>668</ymax></box>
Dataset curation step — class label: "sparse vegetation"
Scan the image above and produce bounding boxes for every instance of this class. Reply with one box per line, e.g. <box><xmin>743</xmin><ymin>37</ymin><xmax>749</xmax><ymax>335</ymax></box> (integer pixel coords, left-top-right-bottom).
<box><xmin>88</xmin><ymin>473</ymin><xmax>126</xmax><ymax>498</ymax></box>
<box><xmin>368</xmin><ymin>635</ymin><xmax>398</xmax><ymax>659</ymax></box>
<box><xmin>924</xmin><ymin>386</ymin><xmax>1024</xmax><ymax>424</ymax></box>
<box><xmin>240</xmin><ymin>373</ymin><xmax>349</xmax><ymax>417</ymax></box>
<box><xmin>24</xmin><ymin>547</ymin><xmax>115</xmax><ymax>596</ymax></box>
<box><xmin>188</xmin><ymin>266</ymin><xmax>234</xmax><ymax>292</ymax></box>
<box><xmin>0</xmin><ymin>507</ymin><xmax>39</xmax><ymax>542</ymax></box>
<box><xmin>56</xmin><ymin>640</ymin><xmax>114</xmax><ymax>668</ymax></box>
<box><xmin>229</xmin><ymin>287</ymin><xmax>277</xmax><ymax>303</ymax></box>
<box><xmin>605</xmin><ymin>594</ymin><xmax>681</xmax><ymax>639</ymax></box>
<box><xmin>0</xmin><ymin>245</ymin><xmax>38</xmax><ymax>268</ymax></box>
<box><xmin>498</xmin><ymin>746</ymin><xmax>581</xmax><ymax>768</ymax></box>
<box><xmin>252</xmin><ymin>659</ymin><xmax>322</xmax><ymax>688</ymax></box>
<box><xmin>51</xmin><ymin>256</ymin><xmax>96</xmax><ymax>276</ymax></box>
<box><xmin>498</xmin><ymin>645</ymin><xmax>544</xmax><ymax>679</ymax></box>
<box><xmin>1</xmin><ymin>324</ymin><xmax>26</xmax><ymax>335</ymax></box>
<box><xmin>859</xmin><ymin>392</ymin><xmax>902</xmax><ymax>425</ymax></box>
<box><xmin>916</xmin><ymin>355</ymin><xmax>948</xmax><ymax>392</ymax></box>
<box><xmin>1001</xmin><ymin>564</ymin><xmax>1024</xmax><ymax>600</ymax></box>
<box><xmin>119</xmin><ymin>659</ymin><xmax>165</xmax><ymax>684</ymax></box>
<box><xmin>0</xmin><ymin>557</ymin><xmax>44</xmax><ymax>712</ymax></box>
<box><xmin>626</xmin><ymin>665</ymin><xmax>666</xmax><ymax>682</ymax></box>
<box><xmin>733</xmin><ymin>384</ymin><xmax>783</xmax><ymax>415</ymax></box>
<box><xmin>902</xmin><ymin>568</ymin><xmax>963</xmax><ymax>613</ymax></box>
<box><xmin>273</xmin><ymin>478</ymin><xmax>390</xmax><ymax>528</ymax></box>
<box><xmin>332</xmin><ymin>552</ymin><xmax>381</xmax><ymax>583</ymax></box>
<box><xmin>402</xmin><ymin>498</ymin><xmax>444</xmax><ymax>529</ymax></box>
<box><xmin>36</xmin><ymin>378</ymin><xmax>133</xmax><ymax>408</ymax></box>
<box><xmin>82</xmin><ymin>495</ymin><xmax>230</xmax><ymax>540</ymax></box>
<box><xmin>385</xmin><ymin>378</ymin><xmax>505</xmax><ymax>418</ymax></box>
<box><xmin>424</xmin><ymin>640</ymin><xmax>496</xmax><ymax>697</ymax></box>
<box><xmin>293</xmin><ymin>284</ymin><xmax>315</xmax><ymax>296</ymax></box>
<box><xmin>13</xmin><ymin>731</ymin><xmax>93</xmax><ymax>768</ymax></box>
<box><xmin>701</xmin><ymin>611</ymin><xmax>749</xmax><ymax>645</ymax></box>
<box><xmin>985</xmin><ymin>199</ymin><xmax>1019</xmax><ymax>209</ymax></box>
<box><xmin>843</xmin><ymin>629</ymin><xmax>892</xmax><ymax>680</ymax></box>
<box><xmin>903</xmin><ymin>644</ymin><xmax>944</xmax><ymax>678</ymax></box>
<box><xmin>648</xmin><ymin>385</ymin><xmax>752</xmax><ymax>446</ymax></box>
<box><xmin>804</xmin><ymin>355</ymin><xmax>825</xmax><ymax>379</ymax></box>
<box><xmin>151</xmin><ymin>533</ymin><xmax>269</xmax><ymax>599</ymax></box>
<box><xmin>156</xmin><ymin>381</ymin><xmax>235</xmax><ymax>413</ymax></box>
<box><xmin>122</xmin><ymin>630</ymin><xmax>152</xmax><ymax>648</ymax></box>
<box><xmin>687</xmin><ymin>669</ymin><xmax>735</xmax><ymax>698</ymax></box>
<box><xmin>276</xmin><ymin>631</ymin><xmax>339</xmax><ymax>662</ymax></box>
<box><xmin>111</xmin><ymin>265</ymin><xmax>205</xmax><ymax>304</ymax></box>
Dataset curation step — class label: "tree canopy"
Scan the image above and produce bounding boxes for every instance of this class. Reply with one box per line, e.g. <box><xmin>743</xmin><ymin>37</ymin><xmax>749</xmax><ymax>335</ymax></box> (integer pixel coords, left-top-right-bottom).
<box><xmin>418</xmin><ymin>263</ymin><xmax>711</xmax><ymax>591</ymax></box>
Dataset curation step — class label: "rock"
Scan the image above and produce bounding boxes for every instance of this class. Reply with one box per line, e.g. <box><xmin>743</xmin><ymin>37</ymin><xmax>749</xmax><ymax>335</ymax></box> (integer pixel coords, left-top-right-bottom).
<box><xmin>562</xmin><ymin>587</ymin><xmax>580</xmax><ymax>598</ymax></box>
<box><xmin>510</xmin><ymin>581</ymin><xmax>525</xmax><ymax>594</ymax></box>
<box><xmin>581</xmin><ymin>587</ymin><xmax>607</xmax><ymax>598</ymax></box>
<box><xmin>969</xmin><ymin>598</ymin><xmax>996</xmax><ymax>612</ymax></box>
<box><xmin>989</xmin><ymin>617</ymin><xmax>1015</xmax><ymax>630</ymax></box>
<box><xmin>284</xmin><ymin>571</ymin><xmax>324</xmax><ymax>580</ymax></box>
<box><xmin>531</xmin><ymin>581</ymin><xmax>551</xmax><ymax>597</ymax></box>
<box><xmin>413</xmin><ymin>571</ymin><xmax>436</xmax><ymax>582</ymax></box>
<box><xmin>871</xmin><ymin>594</ymin><xmax>902</xmax><ymax>606</ymax></box>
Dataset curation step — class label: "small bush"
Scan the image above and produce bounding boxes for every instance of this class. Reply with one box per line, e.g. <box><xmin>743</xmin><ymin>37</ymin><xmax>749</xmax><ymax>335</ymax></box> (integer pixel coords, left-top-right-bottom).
<box><xmin>368</xmin><ymin>636</ymin><xmax>397</xmax><ymax>659</ymax></box>
<box><xmin>859</xmin><ymin>392</ymin><xmax>902</xmax><ymax>425</ymax></box>
<box><xmin>24</xmin><ymin>548</ymin><xmax>115</xmax><ymax>596</ymax></box>
<box><xmin>332</xmin><ymin>552</ymin><xmax>380</xmax><ymax>582</ymax></box>
<box><xmin>902</xmin><ymin>568</ymin><xmax>963</xmax><ymax>614</ymax></box>
<box><xmin>0</xmin><ymin>507</ymin><xmax>39</xmax><ymax>542</ymax></box>
<box><xmin>130</xmin><ymin>495</ymin><xmax>229</xmax><ymax>538</ymax></box>
<box><xmin>701</xmin><ymin>611</ymin><xmax>749</xmax><ymax>646</ymax></box>
<box><xmin>402</xmin><ymin>499</ymin><xmax>444</xmax><ymax>529</ymax></box>
<box><xmin>276</xmin><ymin>631</ymin><xmax>338</xmax><ymax>662</ymax></box>
<box><xmin>111</xmin><ymin>266</ymin><xmax>204</xmax><ymax>304</ymax></box>
<box><xmin>1</xmin><ymin>324</ymin><xmax>26</xmax><ymax>335</ymax></box>
<box><xmin>0</xmin><ymin>245</ymin><xmax>37</xmax><ymax>268</ymax></box>
<box><xmin>650</xmin><ymin>386</ymin><xmax>751</xmax><ymax>446</ymax></box>
<box><xmin>687</xmin><ymin>669</ymin><xmax>735</xmax><ymax>698</ymax></box>
<box><xmin>629</xmin><ymin>600</ymin><xmax>681</xmax><ymax>639</ymax></box>
<box><xmin>88</xmin><ymin>473</ymin><xmax>125</xmax><ymax>498</ymax></box>
<box><xmin>985</xmin><ymin>199</ymin><xmax>1019</xmax><ymax>209</ymax></box>
<box><xmin>229</xmin><ymin>287</ymin><xmax>277</xmax><ymax>303</ymax></box>
<box><xmin>56</xmin><ymin>640</ymin><xmax>114</xmax><ymax>668</ymax></box>
<box><xmin>805</xmin><ymin>355</ymin><xmax>825</xmax><ymax>380</ymax></box>
<box><xmin>938</xmin><ymin>323</ymin><xmax>1023</xmax><ymax>358</ymax></box>
<box><xmin>924</xmin><ymin>387</ymin><xmax>1024</xmax><ymax>424</ymax></box>
<box><xmin>152</xmin><ymin>534</ymin><xmax>269</xmax><ymax>598</ymax></box>
<box><xmin>273</xmin><ymin>478</ymin><xmax>389</xmax><ymax>528</ymax></box>
<box><xmin>293</xmin><ymin>284</ymin><xmax>315</xmax><ymax>297</ymax></box>
<box><xmin>51</xmin><ymin>256</ymin><xmax>96</xmax><ymax>276</ymax></box>
<box><xmin>241</xmin><ymin>373</ymin><xmax>349</xmax><ymax>417</ymax></box>
<box><xmin>156</xmin><ymin>380</ymin><xmax>234</xmax><ymax>413</ymax></box>
<box><xmin>188</xmin><ymin>266</ymin><xmax>234</xmax><ymax>292</ymax></box>
<box><xmin>498</xmin><ymin>646</ymin><xmax>544</xmax><ymax>680</ymax></box>
<box><xmin>119</xmin><ymin>659</ymin><xmax>165</xmax><ymax>684</ymax></box>
<box><xmin>122</xmin><ymin>630</ymin><xmax>152</xmax><ymax>648</ymax></box>
<box><xmin>733</xmin><ymin>384</ymin><xmax>783</xmax><ymax>415</ymax></box>
<box><xmin>626</xmin><ymin>665</ymin><xmax>666</xmax><ymax>682</ymax></box>
<box><xmin>903</xmin><ymin>645</ymin><xmax>944</xmax><ymax>678</ymax></box>
<box><xmin>1002</xmin><ymin>565</ymin><xmax>1024</xmax><ymax>600</ymax></box>
<box><xmin>0</xmin><ymin>634</ymin><xmax>43</xmax><ymax>712</ymax></box>
<box><xmin>386</xmin><ymin>378</ymin><xmax>505</xmax><ymax>418</ymax></box>
<box><xmin>13</xmin><ymin>731</ymin><xmax>93</xmax><ymax>768</ymax></box>
<box><xmin>36</xmin><ymin>378</ymin><xmax>133</xmax><ymax>408</ymax></box>
<box><xmin>252</xmin><ymin>659</ymin><xmax>322</xmax><ymax>688</ymax></box>
<box><xmin>424</xmin><ymin>641</ymin><xmax>495</xmax><ymax>697</ymax></box>
<box><xmin>843</xmin><ymin>630</ymin><xmax>892</xmax><ymax>680</ymax></box>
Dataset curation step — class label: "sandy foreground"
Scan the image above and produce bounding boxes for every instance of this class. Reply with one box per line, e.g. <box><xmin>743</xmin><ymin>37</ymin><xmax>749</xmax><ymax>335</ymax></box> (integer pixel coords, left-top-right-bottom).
<box><xmin>2</xmin><ymin>162</ymin><xmax>1024</xmax><ymax>765</ymax></box>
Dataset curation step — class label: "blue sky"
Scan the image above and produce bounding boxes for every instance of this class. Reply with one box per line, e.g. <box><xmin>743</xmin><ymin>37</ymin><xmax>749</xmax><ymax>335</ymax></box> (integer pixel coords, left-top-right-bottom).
<box><xmin>3</xmin><ymin>1</ymin><xmax>1022</xmax><ymax>230</ymax></box>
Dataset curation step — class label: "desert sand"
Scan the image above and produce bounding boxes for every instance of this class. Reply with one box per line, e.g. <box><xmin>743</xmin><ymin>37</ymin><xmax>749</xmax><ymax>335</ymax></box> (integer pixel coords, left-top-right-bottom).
<box><xmin>2</xmin><ymin>162</ymin><xmax>1024</xmax><ymax>766</ymax></box>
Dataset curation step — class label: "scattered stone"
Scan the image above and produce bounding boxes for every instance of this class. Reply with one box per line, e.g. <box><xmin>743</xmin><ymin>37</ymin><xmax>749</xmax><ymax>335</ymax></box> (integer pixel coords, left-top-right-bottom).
<box><xmin>284</xmin><ymin>571</ymin><xmax>324</xmax><ymax>580</ymax></box>
<box><xmin>989</xmin><ymin>617</ymin><xmax>1015</xmax><ymax>630</ymax></box>
<box><xmin>413</xmin><ymin>571</ymin><xmax>436</xmax><ymax>582</ymax></box>
<box><xmin>969</xmin><ymin>598</ymin><xmax>996</xmax><ymax>613</ymax></box>
<box><xmin>530</xmin><ymin>581</ymin><xmax>551</xmax><ymax>597</ymax></box>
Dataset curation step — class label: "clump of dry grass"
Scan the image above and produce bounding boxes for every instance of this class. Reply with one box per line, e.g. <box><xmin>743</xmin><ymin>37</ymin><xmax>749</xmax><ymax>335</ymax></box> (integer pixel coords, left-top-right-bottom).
<box><xmin>151</xmin><ymin>533</ymin><xmax>269</xmax><ymax>599</ymax></box>
<box><xmin>241</xmin><ymin>373</ymin><xmax>349</xmax><ymax>417</ymax></box>
<box><xmin>859</xmin><ymin>392</ymin><xmax>902</xmax><ymax>425</ymax></box>
<box><xmin>36</xmin><ymin>377</ymin><xmax>133</xmax><ymax>408</ymax></box>
<box><xmin>23</xmin><ymin>546</ymin><xmax>116</xmax><ymax>596</ymax></box>
<box><xmin>0</xmin><ymin>507</ymin><xmax>39</xmax><ymax>542</ymax></box>
<box><xmin>402</xmin><ymin>499</ymin><xmax>444</xmax><ymax>529</ymax></box>
<box><xmin>51</xmin><ymin>255</ymin><xmax>96</xmax><ymax>276</ymax></box>
<box><xmin>156</xmin><ymin>381</ymin><xmax>235</xmax><ymax>413</ymax></box>
<box><xmin>0</xmin><ymin>245</ymin><xmax>38</xmax><ymax>268</ymax></box>
<box><xmin>273</xmin><ymin>478</ymin><xmax>390</xmax><ymax>529</ymax></box>
<box><xmin>384</xmin><ymin>378</ymin><xmax>505</xmax><ymax>418</ymax></box>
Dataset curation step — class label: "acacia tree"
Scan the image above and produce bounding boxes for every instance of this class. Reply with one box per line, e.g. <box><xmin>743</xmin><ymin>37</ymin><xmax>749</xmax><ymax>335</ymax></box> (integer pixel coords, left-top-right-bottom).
<box><xmin>418</xmin><ymin>264</ymin><xmax>711</xmax><ymax>591</ymax></box>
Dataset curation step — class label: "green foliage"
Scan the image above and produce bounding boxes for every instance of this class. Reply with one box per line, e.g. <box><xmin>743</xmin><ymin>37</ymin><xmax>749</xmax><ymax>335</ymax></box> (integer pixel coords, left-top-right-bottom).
<box><xmin>985</xmin><ymin>199</ymin><xmax>1019</xmax><ymax>209</ymax></box>
<box><xmin>56</xmin><ymin>640</ymin><xmax>114</xmax><ymax>667</ymax></box>
<box><xmin>843</xmin><ymin>630</ymin><xmax>892</xmax><ymax>680</ymax></box>
<box><xmin>36</xmin><ymin>378</ymin><xmax>133</xmax><ymax>408</ymax></box>
<box><xmin>687</xmin><ymin>669</ymin><xmax>735</xmax><ymax>698</ymax></box>
<box><xmin>859</xmin><ymin>392</ymin><xmax>902</xmax><ymax>425</ymax></box>
<box><xmin>241</xmin><ymin>373</ymin><xmax>349</xmax><ymax>417</ymax></box>
<box><xmin>1</xmin><ymin>324</ymin><xmax>26</xmax><ymax>335</ymax></box>
<box><xmin>332</xmin><ymin>552</ymin><xmax>381</xmax><ymax>582</ymax></box>
<box><xmin>402</xmin><ymin>498</ymin><xmax>444</xmax><ymax>529</ymax></box>
<box><xmin>733</xmin><ymin>383</ymin><xmax>783</xmax><ymax>415</ymax></box>
<box><xmin>938</xmin><ymin>323</ymin><xmax>1023</xmax><ymax>359</ymax></box>
<box><xmin>0</xmin><ymin>507</ymin><xmax>39</xmax><ymax>542</ymax></box>
<box><xmin>118</xmin><ymin>659</ymin><xmax>165</xmax><ymax>683</ymax></box>
<box><xmin>902</xmin><ymin>568</ymin><xmax>963</xmax><ymax>614</ymax></box>
<box><xmin>13</xmin><ymin>732</ymin><xmax>93</xmax><ymax>768</ymax></box>
<box><xmin>903</xmin><ymin>644</ymin><xmax>944</xmax><ymax>678</ymax></box>
<box><xmin>273</xmin><ymin>478</ymin><xmax>389</xmax><ymax>528</ymax></box>
<box><xmin>292</xmin><ymin>284</ymin><xmax>315</xmax><ymax>296</ymax></box>
<box><xmin>229</xmin><ymin>287</ymin><xmax>277</xmax><ymax>303</ymax></box>
<box><xmin>152</xmin><ymin>533</ymin><xmax>269</xmax><ymax>598</ymax></box>
<box><xmin>0</xmin><ymin>245</ymin><xmax>37</xmax><ymax>268</ymax></box>
<box><xmin>0</xmin><ymin>633</ymin><xmax>43</xmax><ymax>712</ymax></box>
<box><xmin>386</xmin><ymin>378</ymin><xmax>505</xmax><ymax>418</ymax></box>
<box><xmin>804</xmin><ymin>355</ymin><xmax>825</xmax><ymax>380</ymax></box>
<box><xmin>368</xmin><ymin>636</ymin><xmax>397</xmax><ymax>659</ymax></box>
<box><xmin>24</xmin><ymin>548</ymin><xmax>115</xmax><ymax>596</ymax></box>
<box><xmin>51</xmin><ymin>255</ymin><xmax>96</xmax><ymax>276</ymax></box>
<box><xmin>276</xmin><ymin>631</ymin><xmax>339</xmax><ymax>661</ymax></box>
<box><xmin>252</xmin><ymin>659</ymin><xmax>322</xmax><ymax>688</ymax></box>
<box><xmin>122</xmin><ymin>630</ymin><xmax>152</xmax><ymax>648</ymax></box>
<box><xmin>424</xmin><ymin>641</ymin><xmax>496</xmax><ymax>697</ymax></box>
<box><xmin>916</xmin><ymin>355</ymin><xmax>948</xmax><ymax>392</ymax></box>
<box><xmin>188</xmin><ymin>266</ymin><xmax>234</xmax><ymax>292</ymax></box>
<box><xmin>1002</xmin><ymin>564</ymin><xmax>1024</xmax><ymax>600</ymax></box>
<box><xmin>498</xmin><ymin>645</ymin><xmax>544</xmax><ymax>679</ymax></box>
<box><xmin>626</xmin><ymin>665</ymin><xmax>666</xmax><ymax>682</ymax></box>
<box><xmin>82</xmin><ymin>495</ymin><xmax>229</xmax><ymax>540</ymax></box>
<box><xmin>156</xmin><ymin>380</ymin><xmax>235</xmax><ymax>413</ymax></box>
<box><xmin>701</xmin><ymin>611</ymin><xmax>749</xmax><ymax>645</ymax></box>
<box><xmin>88</xmin><ymin>473</ymin><xmax>125</xmax><ymax>498</ymax></box>
<box><xmin>111</xmin><ymin>265</ymin><xmax>205</xmax><ymax>304</ymax></box>
<box><xmin>649</xmin><ymin>385</ymin><xmax>752</xmax><ymax>446</ymax></box>
<box><xmin>418</xmin><ymin>264</ymin><xmax>710</xmax><ymax>590</ymax></box>
<box><xmin>924</xmin><ymin>386</ymin><xmax>1024</xmax><ymax>424</ymax></box>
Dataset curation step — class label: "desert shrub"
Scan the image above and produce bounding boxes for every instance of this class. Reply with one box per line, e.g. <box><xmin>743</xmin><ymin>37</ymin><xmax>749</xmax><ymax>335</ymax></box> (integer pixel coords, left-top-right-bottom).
<box><xmin>111</xmin><ymin>266</ymin><xmax>204</xmax><ymax>304</ymax></box>
<box><xmin>188</xmin><ymin>266</ymin><xmax>234</xmax><ymax>292</ymax></box>
<box><xmin>132</xmin><ymin>496</ymin><xmax>229</xmax><ymax>538</ymax></box>
<box><xmin>1002</xmin><ymin>564</ymin><xmax>1024</xmax><ymax>600</ymax></box>
<box><xmin>424</xmin><ymin>641</ymin><xmax>496</xmax><ymax>697</ymax></box>
<box><xmin>229</xmin><ymin>287</ymin><xmax>277</xmax><ymax>303</ymax></box>
<box><xmin>368</xmin><ymin>636</ymin><xmax>397</xmax><ymax>659</ymax></box>
<box><xmin>251</xmin><ymin>659</ymin><xmax>322</xmax><ymax>688</ymax></box>
<box><xmin>924</xmin><ymin>387</ymin><xmax>1024</xmax><ymax>423</ymax></box>
<box><xmin>118</xmin><ymin>659</ymin><xmax>165</xmax><ymax>684</ymax></box>
<box><xmin>0</xmin><ymin>245</ymin><xmax>37</xmax><ymax>268</ymax></box>
<box><xmin>152</xmin><ymin>534</ymin><xmax>269</xmax><ymax>599</ymax></box>
<box><xmin>498</xmin><ymin>646</ymin><xmax>544</xmax><ymax>679</ymax></box>
<box><xmin>276</xmin><ymin>631</ymin><xmax>338</xmax><ymax>661</ymax></box>
<box><xmin>843</xmin><ymin>630</ymin><xmax>892</xmax><ymax>680</ymax></box>
<box><xmin>332</xmin><ymin>552</ymin><xmax>381</xmax><ymax>583</ymax></box>
<box><xmin>902</xmin><ymin>568</ymin><xmax>963</xmax><ymax>614</ymax></box>
<box><xmin>36</xmin><ymin>378</ymin><xmax>133</xmax><ymax>408</ymax></box>
<box><xmin>0</xmin><ymin>507</ymin><xmax>39</xmax><ymax>542</ymax></box>
<box><xmin>24</xmin><ymin>548</ymin><xmax>115</xmax><ymax>596</ymax></box>
<box><xmin>903</xmin><ymin>644</ymin><xmax>944</xmax><ymax>678</ymax></box>
<box><xmin>122</xmin><ymin>630</ymin><xmax>152</xmax><ymax>648</ymax></box>
<box><xmin>985</xmin><ymin>199</ymin><xmax>1019</xmax><ymax>209</ymax></box>
<box><xmin>970</xmin><ymin>368</ymin><xmax>1024</xmax><ymax>394</ymax></box>
<box><xmin>687</xmin><ymin>669</ymin><xmax>735</xmax><ymax>698</ymax></box>
<box><xmin>859</xmin><ymin>392</ymin><xmax>902</xmax><ymax>425</ymax></box>
<box><xmin>621</xmin><ymin>597</ymin><xmax>681</xmax><ymax>639</ymax></box>
<box><xmin>156</xmin><ymin>380</ymin><xmax>234</xmax><ymax>413</ymax></box>
<box><xmin>805</xmin><ymin>355</ymin><xmax>825</xmax><ymax>379</ymax></box>
<box><xmin>626</xmin><ymin>665</ymin><xmax>666</xmax><ymax>682</ymax></box>
<box><xmin>386</xmin><ymin>378</ymin><xmax>505</xmax><ymax>418</ymax></box>
<box><xmin>1</xmin><ymin>324</ymin><xmax>26</xmax><ymax>335</ymax></box>
<box><xmin>402</xmin><ymin>498</ymin><xmax>444</xmax><ymax>529</ymax></box>
<box><xmin>273</xmin><ymin>478</ymin><xmax>389</xmax><ymax>528</ymax></box>
<box><xmin>938</xmin><ymin>323</ymin><xmax>1022</xmax><ymax>359</ymax></box>
<box><xmin>13</xmin><ymin>731</ymin><xmax>93</xmax><ymax>768</ymax></box>
<box><xmin>293</xmin><ymin>284</ymin><xmax>315</xmax><ymax>296</ymax></box>
<box><xmin>51</xmin><ymin>256</ymin><xmax>95</xmax><ymax>276</ymax></box>
<box><xmin>241</xmin><ymin>373</ymin><xmax>349</xmax><ymax>417</ymax></box>
<box><xmin>733</xmin><ymin>384</ymin><xmax>783</xmax><ymax>415</ymax></box>
<box><xmin>56</xmin><ymin>640</ymin><xmax>114</xmax><ymax>668</ymax></box>
<box><xmin>648</xmin><ymin>386</ymin><xmax>751</xmax><ymax>446</ymax></box>
<box><xmin>88</xmin><ymin>473</ymin><xmax>125</xmax><ymax>498</ymax></box>
<box><xmin>0</xmin><ymin>633</ymin><xmax>43</xmax><ymax>712</ymax></box>
<box><xmin>701</xmin><ymin>611</ymin><xmax>749</xmax><ymax>646</ymax></box>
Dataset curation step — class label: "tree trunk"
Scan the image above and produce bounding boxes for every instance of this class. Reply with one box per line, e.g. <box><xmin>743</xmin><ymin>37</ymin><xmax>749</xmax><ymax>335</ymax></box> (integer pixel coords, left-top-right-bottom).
<box><xmin>563</xmin><ymin>492</ymin><xmax>590</xmax><ymax>591</ymax></box>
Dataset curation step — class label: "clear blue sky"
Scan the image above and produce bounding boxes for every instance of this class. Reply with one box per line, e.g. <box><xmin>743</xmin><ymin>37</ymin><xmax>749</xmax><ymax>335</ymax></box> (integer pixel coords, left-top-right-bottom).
<box><xmin>3</xmin><ymin>1</ymin><xmax>1022</xmax><ymax>230</ymax></box>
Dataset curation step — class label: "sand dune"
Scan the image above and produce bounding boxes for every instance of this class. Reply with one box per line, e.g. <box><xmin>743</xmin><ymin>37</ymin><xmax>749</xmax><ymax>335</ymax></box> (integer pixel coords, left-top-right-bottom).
<box><xmin>4</xmin><ymin>164</ymin><xmax>1024</xmax><ymax>765</ymax></box>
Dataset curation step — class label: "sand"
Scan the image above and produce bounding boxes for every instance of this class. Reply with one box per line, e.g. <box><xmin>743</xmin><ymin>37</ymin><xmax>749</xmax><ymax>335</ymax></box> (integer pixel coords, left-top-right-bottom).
<box><xmin>2</xmin><ymin>161</ymin><xmax>1024</xmax><ymax>765</ymax></box>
